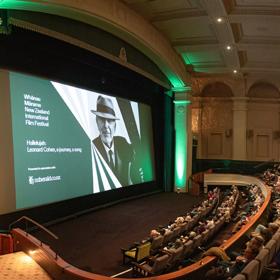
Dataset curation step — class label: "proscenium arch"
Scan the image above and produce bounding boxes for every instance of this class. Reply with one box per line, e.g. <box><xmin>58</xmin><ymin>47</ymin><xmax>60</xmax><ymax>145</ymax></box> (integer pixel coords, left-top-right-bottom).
<box><xmin>0</xmin><ymin>0</ymin><xmax>189</xmax><ymax>89</ymax></box>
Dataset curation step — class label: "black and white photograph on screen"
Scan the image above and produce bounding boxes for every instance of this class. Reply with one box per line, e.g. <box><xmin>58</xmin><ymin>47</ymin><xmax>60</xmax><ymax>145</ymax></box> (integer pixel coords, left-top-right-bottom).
<box><xmin>51</xmin><ymin>82</ymin><xmax>144</xmax><ymax>193</ymax></box>
<box><xmin>91</xmin><ymin>95</ymin><xmax>143</xmax><ymax>189</ymax></box>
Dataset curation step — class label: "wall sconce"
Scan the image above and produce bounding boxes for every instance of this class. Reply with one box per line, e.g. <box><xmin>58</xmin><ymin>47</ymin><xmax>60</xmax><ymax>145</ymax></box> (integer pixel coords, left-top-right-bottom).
<box><xmin>225</xmin><ymin>129</ymin><xmax>232</xmax><ymax>138</ymax></box>
<box><xmin>246</xmin><ymin>129</ymin><xmax>254</xmax><ymax>139</ymax></box>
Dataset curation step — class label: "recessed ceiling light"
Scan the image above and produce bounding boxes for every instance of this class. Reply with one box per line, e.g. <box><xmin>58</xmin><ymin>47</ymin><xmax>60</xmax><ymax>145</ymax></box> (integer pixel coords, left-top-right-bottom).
<box><xmin>217</xmin><ymin>17</ymin><xmax>223</xmax><ymax>23</ymax></box>
<box><xmin>233</xmin><ymin>70</ymin><xmax>238</xmax><ymax>74</ymax></box>
<box><xmin>226</xmin><ymin>45</ymin><xmax>232</xmax><ymax>50</ymax></box>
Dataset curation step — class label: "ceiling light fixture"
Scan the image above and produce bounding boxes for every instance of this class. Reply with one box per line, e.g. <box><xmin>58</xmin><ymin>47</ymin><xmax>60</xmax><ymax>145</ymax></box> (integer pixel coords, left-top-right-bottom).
<box><xmin>226</xmin><ymin>45</ymin><xmax>231</xmax><ymax>50</ymax></box>
<box><xmin>233</xmin><ymin>70</ymin><xmax>237</xmax><ymax>74</ymax></box>
<box><xmin>216</xmin><ymin>17</ymin><xmax>223</xmax><ymax>23</ymax></box>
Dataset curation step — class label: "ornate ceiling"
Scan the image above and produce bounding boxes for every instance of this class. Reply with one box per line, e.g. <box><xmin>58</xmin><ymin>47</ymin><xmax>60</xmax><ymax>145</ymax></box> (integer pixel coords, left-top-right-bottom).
<box><xmin>122</xmin><ymin>0</ymin><xmax>280</xmax><ymax>80</ymax></box>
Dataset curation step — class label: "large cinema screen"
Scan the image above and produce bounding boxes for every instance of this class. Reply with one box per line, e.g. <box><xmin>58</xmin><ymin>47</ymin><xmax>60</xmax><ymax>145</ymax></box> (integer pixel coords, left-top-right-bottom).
<box><xmin>4</xmin><ymin>70</ymin><xmax>155</xmax><ymax>211</ymax></box>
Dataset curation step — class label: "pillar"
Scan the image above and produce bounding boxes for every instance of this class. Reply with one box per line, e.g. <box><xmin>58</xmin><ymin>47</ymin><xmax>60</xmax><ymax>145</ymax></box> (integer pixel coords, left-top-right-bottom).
<box><xmin>174</xmin><ymin>88</ymin><xmax>192</xmax><ymax>192</ymax></box>
<box><xmin>232</xmin><ymin>97</ymin><xmax>248</xmax><ymax>160</ymax></box>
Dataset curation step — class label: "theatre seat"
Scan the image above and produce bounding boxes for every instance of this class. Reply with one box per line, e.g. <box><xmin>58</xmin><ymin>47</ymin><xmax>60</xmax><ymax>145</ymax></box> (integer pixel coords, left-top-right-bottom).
<box><xmin>166</xmin><ymin>246</ymin><xmax>184</xmax><ymax>268</ymax></box>
<box><xmin>192</xmin><ymin>234</ymin><xmax>202</xmax><ymax>249</ymax></box>
<box><xmin>272</xmin><ymin>232</ymin><xmax>280</xmax><ymax>252</ymax></box>
<box><xmin>132</xmin><ymin>254</ymin><xmax>170</xmax><ymax>276</ymax></box>
<box><xmin>150</xmin><ymin>235</ymin><xmax>164</xmax><ymax>254</ymax></box>
<box><xmin>172</xmin><ymin>227</ymin><xmax>181</xmax><ymax>240</ymax></box>
<box><xmin>201</xmin><ymin>229</ymin><xmax>209</xmax><ymax>243</ymax></box>
<box><xmin>179</xmin><ymin>222</ymin><xmax>187</xmax><ymax>235</ymax></box>
<box><xmin>182</xmin><ymin>240</ymin><xmax>193</xmax><ymax>257</ymax></box>
<box><xmin>121</xmin><ymin>242</ymin><xmax>151</xmax><ymax>264</ymax></box>
<box><xmin>162</xmin><ymin>230</ymin><xmax>173</xmax><ymax>245</ymax></box>
<box><xmin>241</xmin><ymin>259</ymin><xmax>259</xmax><ymax>280</ymax></box>
<box><xmin>231</xmin><ymin>274</ymin><xmax>246</xmax><ymax>280</ymax></box>
<box><xmin>264</xmin><ymin>239</ymin><xmax>277</xmax><ymax>264</ymax></box>
<box><xmin>255</xmin><ymin>248</ymin><xmax>269</xmax><ymax>277</ymax></box>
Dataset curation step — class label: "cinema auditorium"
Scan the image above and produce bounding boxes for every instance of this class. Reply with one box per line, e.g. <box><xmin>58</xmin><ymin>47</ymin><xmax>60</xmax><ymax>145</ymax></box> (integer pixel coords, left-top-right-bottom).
<box><xmin>1</xmin><ymin>1</ymin><xmax>280</xmax><ymax>280</ymax></box>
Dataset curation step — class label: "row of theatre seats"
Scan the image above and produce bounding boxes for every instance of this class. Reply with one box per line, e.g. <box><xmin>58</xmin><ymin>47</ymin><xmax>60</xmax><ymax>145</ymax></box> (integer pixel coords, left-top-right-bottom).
<box><xmin>231</xmin><ymin>177</ymin><xmax>280</xmax><ymax>280</ymax></box>
<box><xmin>232</xmin><ymin>227</ymin><xmax>280</xmax><ymax>280</ymax></box>
<box><xmin>122</xmin><ymin>189</ymin><xmax>220</xmax><ymax>266</ymax></box>
<box><xmin>130</xmin><ymin>187</ymin><xmax>240</xmax><ymax>276</ymax></box>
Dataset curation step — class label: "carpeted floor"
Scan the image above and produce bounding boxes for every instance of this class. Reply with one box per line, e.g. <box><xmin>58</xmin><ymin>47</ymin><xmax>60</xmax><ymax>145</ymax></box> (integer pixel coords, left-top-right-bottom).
<box><xmin>33</xmin><ymin>192</ymin><xmax>204</xmax><ymax>276</ymax></box>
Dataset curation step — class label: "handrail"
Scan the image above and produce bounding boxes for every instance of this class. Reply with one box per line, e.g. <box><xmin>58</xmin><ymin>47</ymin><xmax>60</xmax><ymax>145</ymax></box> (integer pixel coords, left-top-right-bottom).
<box><xmin>9</xmin><ymin>215</ymin><xmax>58</xmax><ymax>240</ymax></box>
<box><xmin>253</xmin><ymin>158</ymin><xmax>275</xmax><ymax>169</ymax></box>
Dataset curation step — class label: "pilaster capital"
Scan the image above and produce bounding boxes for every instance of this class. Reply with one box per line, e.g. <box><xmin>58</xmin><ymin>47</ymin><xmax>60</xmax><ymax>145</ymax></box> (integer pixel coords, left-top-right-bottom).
<box><xmin>173</xmin><ymin>86</ymin><xmax>192</xmax><ymax>106</ymax></box>
<box><xmin>231</xmin><ymin>97</ymin><xmax>249</xmax><ymax>111</ymax></box>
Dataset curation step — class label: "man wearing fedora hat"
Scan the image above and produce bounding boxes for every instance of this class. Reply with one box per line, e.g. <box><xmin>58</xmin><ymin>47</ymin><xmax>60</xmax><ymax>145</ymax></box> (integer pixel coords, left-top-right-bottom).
<box><xmin>91</xmin><ymin>95</ymin><xmax>135</xmax><ymax>186</ymax></box>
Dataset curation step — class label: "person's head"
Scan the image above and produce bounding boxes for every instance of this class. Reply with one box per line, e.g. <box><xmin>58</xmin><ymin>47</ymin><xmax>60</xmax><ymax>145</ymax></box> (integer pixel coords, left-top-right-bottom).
<box><xmin>91</xmin><ymin>96</ymin><xmax>119</xmax><ymax>148</ymax></box>
<box><xmin>268</xmin><ymin>222</ymin><xmax>279</xmax><ymax>234</ymax></box>
<box><xmin>244</xmin><ymin>246</ymin><xmax>259</xmax><ymax>261</ymax></box>
<box><xmin>96</xmin><ymin>116</ymin><xmax>116</xmax><ymax>148</ymax></box>
<box><xmin>150</xmin><ymin>229</ymin><xmax>160</xmax><ymax>238</ymax></box>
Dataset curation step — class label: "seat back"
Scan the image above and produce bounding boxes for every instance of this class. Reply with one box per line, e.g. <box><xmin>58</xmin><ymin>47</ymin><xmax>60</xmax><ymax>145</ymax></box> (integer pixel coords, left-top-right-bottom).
<box><xmin>162</xmin><ymin>230</ymin><xmax>173</xmax><ymax>245</ymax></box>
<box><xmin>183</xmin><ymin>240</ymin><xmax>193</xmax><ymax>257</ymax></box>
<box><xmin>179</xmin><ymin>223</ymin><xmax>187</xmax><ymax>235</ymax></box>
<box><xmin>192</xmin><ymin>234</ymin><xmax>202</xmax><ymax>248</ymax></box>
<box><xmin>151</xmin><ymin>235</ymin><xmax>164</xmax><ymax>251</ymax></box>
<box><xmin>264</xmin><ymin>239</ymin><xmax>277</xmax><ymax>263</ymax></box>
<box><xmin>172</xmin><ymin>227</ymin><xmax>181</xmax><ymax>240</ymax></box>
<box><xmin>168</xmin><ymin>246</ymin><xmax>184</xmax><ymax>265</ymax></box>
<box><xmin>136</xmin><ymin>242</ymin><xmax>151</xmax><ymax>262</ymax></box>
<box><xmin>151</xmin><ymin>254</ymin><xmax>169</xmax><ymax>274</ymax></box>
<box><xmin>201</xmin><ymin>229</ymin><xmax>209</xmax><ymax>243</ymax></box>
<box><xmin>231</xmin><ymin>274</ymin><xmax>246</xmax><ymax>280</ymax></box>
<box><xmin>240</xmin><ymin>260</ymin><xmax>259</xmax><ymax>280</ymax></box>
<box><xmin>272</xmin><ymin>232</ymin><xmax>280</xmax><ymax>252</ymax></box>
<box><xmin>255</xmin><ymin>248</ymin><xmax>269</xmax><ymax>277</ymax></box>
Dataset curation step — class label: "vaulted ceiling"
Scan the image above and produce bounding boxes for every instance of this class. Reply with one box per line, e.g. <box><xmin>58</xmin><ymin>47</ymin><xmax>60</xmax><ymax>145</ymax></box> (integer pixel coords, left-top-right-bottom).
<box><xmin>122</xmin><ymin>0</ymin><xmax>280</xmax><ymax>79</ymax></box>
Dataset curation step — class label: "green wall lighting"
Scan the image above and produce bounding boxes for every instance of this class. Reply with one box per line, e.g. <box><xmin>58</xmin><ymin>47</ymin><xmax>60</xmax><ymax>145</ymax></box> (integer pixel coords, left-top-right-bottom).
<box><xmin>174</xmin><ymin>102</ymin><xmax>187</xmax><ymax>188</ymax></box>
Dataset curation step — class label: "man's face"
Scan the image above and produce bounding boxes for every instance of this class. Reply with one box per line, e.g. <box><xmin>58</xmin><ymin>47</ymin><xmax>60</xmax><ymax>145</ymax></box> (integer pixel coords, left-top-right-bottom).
<box><xmin>96</xmin><ymin>116</ymin><xmax>116</xmax><ymax>148</ymax></box>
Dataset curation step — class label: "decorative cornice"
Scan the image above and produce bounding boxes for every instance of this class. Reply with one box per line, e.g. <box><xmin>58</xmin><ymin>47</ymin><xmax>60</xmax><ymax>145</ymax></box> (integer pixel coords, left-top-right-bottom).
<box><xmin>0</xmin><ymin>0</ymin><xmax>189</xmax><ymax>88</ymax></box>
<box><xmin>171</xmin><ymin>86</ymin><xmax>192</xmax><ymax>93</ymax></box>
<box><xmin>9</xmin><ymin>17</ymin><xmax>170</xmax><ymax>89</ymax></box>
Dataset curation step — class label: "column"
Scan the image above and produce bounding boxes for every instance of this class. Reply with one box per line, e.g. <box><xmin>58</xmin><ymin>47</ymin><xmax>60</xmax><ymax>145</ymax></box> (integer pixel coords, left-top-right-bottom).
<box><xmin>191</xmin><ymin>97</ymin><xmax>203</xmax><ymax>159</ymax></box>
<box><xmin>174</xmin><ymin>88</ymin><xmax>192</xmax><ymax>192</ymax></box>
<box><xmin>232</xmin><ymin>97</ymin><xmax>248</xmax><ymax>160</ymax></box>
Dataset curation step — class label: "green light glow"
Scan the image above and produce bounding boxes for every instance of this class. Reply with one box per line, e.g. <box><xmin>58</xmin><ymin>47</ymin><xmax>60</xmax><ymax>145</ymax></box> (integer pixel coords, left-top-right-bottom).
<box><xmin>174</xmin><ymin>103</ymin><xmax>187</xmax><ymax>188</ymax></box>
<box><xmin>169</xmin><ymin>74</ymin><xmax>186</xmax><ymax>89</ymax></box>
<box><xmin>174</xmin><ymin>100</ymin><xmax>191</xmax><ymax>105</ymax></box>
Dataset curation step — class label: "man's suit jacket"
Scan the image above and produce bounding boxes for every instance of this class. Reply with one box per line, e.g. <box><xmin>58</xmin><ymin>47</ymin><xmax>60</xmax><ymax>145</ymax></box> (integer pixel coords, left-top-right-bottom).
<box><xmin>93</xmin><ymin>136</ymin><xmax>134</xmax><ymax>186</ymax></box>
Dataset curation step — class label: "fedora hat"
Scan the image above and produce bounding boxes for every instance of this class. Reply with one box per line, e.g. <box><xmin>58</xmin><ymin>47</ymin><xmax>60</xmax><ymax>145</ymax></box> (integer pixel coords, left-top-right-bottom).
<box><xmin>91</xmin><ymin>96</ymin><xmax>119</xmax><ymax>120</ymax></box>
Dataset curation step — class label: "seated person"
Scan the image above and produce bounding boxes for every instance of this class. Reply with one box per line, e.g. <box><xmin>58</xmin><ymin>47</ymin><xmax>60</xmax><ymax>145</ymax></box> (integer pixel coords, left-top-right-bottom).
<box><xmin>188</xmin><ymin>231</ymin><xmax>196</xmax><ymax>240</ymax></box>
<box><xmin>205</xmin><ymin>246</ymin><xmax>259</xmax><ymax>280</ymax></box>
<box><xmin>245</xmin><ymin>235</ymin><xmax>264</xmax><ymax>251</ymax></box>
<box><xmin>175</xmin><ymin>216</ymin><xmax>185</xmax><ymax>225</ymax></box>
<box><xmin>149</xmin><ymin>229</ymin><xmax>161</xmax><ymax>239</ymax></box>
<box><xmin>163</xmin><ymin>239</ymin><xmax>183</xmax><ymax>253</ymax></box>
<box><xmin>202</xmin><ymin>246</ymin><xmax>230</xmax><ymax>262</ymax></box>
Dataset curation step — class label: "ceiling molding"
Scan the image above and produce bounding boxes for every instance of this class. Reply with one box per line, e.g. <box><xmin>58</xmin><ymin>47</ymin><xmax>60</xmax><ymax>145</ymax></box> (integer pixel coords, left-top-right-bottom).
<box><xmin>238</xmin><ymin>51</ymin><xmax>247</xmax><ymax>67</ymax></box>
<box><xmin>172</xmin><ymin>37</ymin><xmax>219</xmax><ymax>46</ymax></box>
<box><xmin>0</xmin><ymin>0</ymin><xmax>190</xmax><ymax>88</ymax></box>
<box><xmin>231</xmin><ymin>23</ymin><xmax>243</xmax><ymax>42</ymax></box>
<box><xmin>151</xmin><ymin>9</ymin><xmax>207</xmax><ymax>22</ymax></box>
